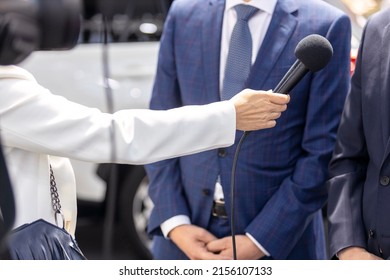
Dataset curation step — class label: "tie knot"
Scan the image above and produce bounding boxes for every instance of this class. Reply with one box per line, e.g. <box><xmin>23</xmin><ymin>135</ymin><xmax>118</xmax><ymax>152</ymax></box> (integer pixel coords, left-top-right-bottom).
<box><xmin>234</xmin><ymin>4</ymin><xmax>258</xmax><ymax>22</ymax></box>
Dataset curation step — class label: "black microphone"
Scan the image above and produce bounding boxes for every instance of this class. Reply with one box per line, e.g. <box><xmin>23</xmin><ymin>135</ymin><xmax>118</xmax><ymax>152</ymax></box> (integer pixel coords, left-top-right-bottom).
<box><xmin>243</xmin><ymin>35</ymin><xmax>332</xmax><ymax>137</ymax></box>
<box><xmin>274</xmin><ymin>34</ymin><xmax>333</xmax><ymax>94</ymax></box>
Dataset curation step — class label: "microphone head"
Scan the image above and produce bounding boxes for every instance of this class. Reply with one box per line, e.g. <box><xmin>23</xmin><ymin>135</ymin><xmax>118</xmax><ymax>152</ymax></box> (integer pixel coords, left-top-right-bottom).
<box><xmin>294</xmin><ymin>34</ymin><xmax>333</xmax><ymax>72</ymax></box>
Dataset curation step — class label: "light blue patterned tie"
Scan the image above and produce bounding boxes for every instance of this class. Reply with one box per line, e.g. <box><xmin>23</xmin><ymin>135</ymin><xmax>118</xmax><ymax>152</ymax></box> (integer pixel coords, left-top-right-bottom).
<box><xmin>221</xmin><ymin>4</ymin><xmax>259</xmax><ymax>100</ymax></box>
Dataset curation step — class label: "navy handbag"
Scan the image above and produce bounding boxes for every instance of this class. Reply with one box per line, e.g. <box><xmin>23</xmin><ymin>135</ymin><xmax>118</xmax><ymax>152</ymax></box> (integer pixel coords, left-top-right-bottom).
<box><xmin>7</xmin><ymin>218</ymin><xmax>86</xmax><ymax>260</ymax></box>
<box><xmin>3</xmin><ymin>165</ymin><xmax>87</xmax><ymax>260</ymax></box>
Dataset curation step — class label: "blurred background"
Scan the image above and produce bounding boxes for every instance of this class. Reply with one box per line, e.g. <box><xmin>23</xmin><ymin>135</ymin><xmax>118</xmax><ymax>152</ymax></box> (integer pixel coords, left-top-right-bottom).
<box><xmin>19</xmin><ymin>0</ymin><xmax>390</xmax><ymax>260</ymax></box>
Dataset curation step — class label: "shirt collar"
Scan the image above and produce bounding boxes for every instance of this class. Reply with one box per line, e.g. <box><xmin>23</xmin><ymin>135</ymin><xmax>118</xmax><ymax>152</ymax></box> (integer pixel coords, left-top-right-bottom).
<box><xmin>225</xmin><ymin>0</ymin><xmax>277</xmax><ymax>15</ymax></box>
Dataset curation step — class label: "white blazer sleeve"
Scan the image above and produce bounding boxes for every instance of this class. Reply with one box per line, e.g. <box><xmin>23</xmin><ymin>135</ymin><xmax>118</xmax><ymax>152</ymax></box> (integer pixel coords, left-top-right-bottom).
<box><xmin>0</xmin><ymin>66</ymin><xmax>236</xmax><ymax>164</ymax></box>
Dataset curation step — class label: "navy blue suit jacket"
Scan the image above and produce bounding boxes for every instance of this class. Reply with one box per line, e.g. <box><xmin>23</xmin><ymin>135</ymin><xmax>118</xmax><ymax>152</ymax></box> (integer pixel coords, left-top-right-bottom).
<box><xmin>146</xmin><ymin>0</ymin><xmax>351</xmax><ymax>259</ymax></box>
<box><xmin>328</xmin><ymin>8</ymin><xmax>390</xmax><ymax>259</ymax></box>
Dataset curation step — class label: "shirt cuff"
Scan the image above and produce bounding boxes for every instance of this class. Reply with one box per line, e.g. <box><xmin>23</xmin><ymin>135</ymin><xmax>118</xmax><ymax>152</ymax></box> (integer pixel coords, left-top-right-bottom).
<box><xmin>246</xmin><ymin>233</ymin><xmax>271</xmax><ymax>257</ymax></box>
<box><xmin>160</xmin><ymin>215</ymin><xmax>191</xmax><ymax>238</ymax></box>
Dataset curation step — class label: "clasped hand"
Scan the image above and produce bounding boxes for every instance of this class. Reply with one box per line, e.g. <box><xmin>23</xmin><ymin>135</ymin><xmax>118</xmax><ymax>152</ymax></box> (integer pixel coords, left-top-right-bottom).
<box><xmin>168</xmin><ymin>224</ymin><xmax>265</xmax><ymax>260</ymax></box>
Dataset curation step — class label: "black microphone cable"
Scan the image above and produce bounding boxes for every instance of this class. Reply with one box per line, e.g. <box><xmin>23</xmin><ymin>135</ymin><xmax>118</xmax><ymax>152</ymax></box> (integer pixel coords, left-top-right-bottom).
<box><xmin>230</xmin><ymin>131</ymin><xmax>249</xmax><ymax>260</ymax></box>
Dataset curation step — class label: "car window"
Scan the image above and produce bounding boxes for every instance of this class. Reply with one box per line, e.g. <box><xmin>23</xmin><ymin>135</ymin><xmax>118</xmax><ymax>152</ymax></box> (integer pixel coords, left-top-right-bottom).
<box><xmin>79</xmin><ymin>0</ymin><xmax>172</xmax><ymax>44</ymax></box>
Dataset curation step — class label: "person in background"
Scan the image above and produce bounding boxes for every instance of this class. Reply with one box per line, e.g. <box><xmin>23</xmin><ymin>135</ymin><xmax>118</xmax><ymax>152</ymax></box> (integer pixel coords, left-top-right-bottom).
<box><xmin>0</xmin><ymin>65</ymin><xmax>289</xmax><ymax>243</ymax></box>
<box><xmin>327</xmin><ymin>7</ymin><xmax>390</xmax><ymax>260</ymax></box>
<box><xmin>145</xmin><ymin>0</ymin><xmax>351</xmax><ymax>260</ymax></box>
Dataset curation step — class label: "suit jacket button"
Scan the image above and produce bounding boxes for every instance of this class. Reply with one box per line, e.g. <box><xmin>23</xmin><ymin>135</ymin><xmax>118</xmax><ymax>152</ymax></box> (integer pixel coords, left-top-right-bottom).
<box><xmin>380</xmin><ymin>176</ymin><xmax>390</xmax><ymax>186</ymax></box>
<box><xmin>368</xmin><ymin>229</ymin><xmax>376</xmax><ymax>239</ymax></box>
<box><xmin>218</xmin><ymin>148</ymin><xmax>227</xmax><ymax>157</ymax></box>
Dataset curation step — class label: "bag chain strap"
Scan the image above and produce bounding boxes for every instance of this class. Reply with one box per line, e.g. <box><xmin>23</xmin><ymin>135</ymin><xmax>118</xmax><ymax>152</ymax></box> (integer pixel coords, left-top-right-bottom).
<box><xmin>49</xmin><ymin>165</ymin><xmax>65</xmax><ymax>229</ymax></box>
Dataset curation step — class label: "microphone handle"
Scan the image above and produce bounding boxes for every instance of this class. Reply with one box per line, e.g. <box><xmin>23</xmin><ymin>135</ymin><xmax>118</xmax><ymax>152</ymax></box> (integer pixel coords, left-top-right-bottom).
<box><xmin>245</xmin><ymin>60</ymin><xmax>309</xmax><ymax>136</ymax></box>
<box><xmin>273</xmin><ymin>60</ymin><xmax>309</xmax><ymax>94</ymax></box>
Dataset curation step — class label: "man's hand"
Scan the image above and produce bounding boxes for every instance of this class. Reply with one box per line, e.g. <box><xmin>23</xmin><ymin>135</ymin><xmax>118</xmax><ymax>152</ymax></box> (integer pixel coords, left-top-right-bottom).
<box><xmin>206</xmin><ymin>235</ymin><xmax>265</xmax><ymax>260</ymax></box>
<box><xmin>337</xmin><ymin>247</ymin><xmax>383</xmax><ymax>260</ymax></box>
<box><xmin>168</xmin><ymin>225</ymin><xmax>232</xmax><ymax>260</ymax></box>
<box><xmin>231</xmin><ymin>89</ymin><xmax>290</xmax><ymax>131</ymax></box>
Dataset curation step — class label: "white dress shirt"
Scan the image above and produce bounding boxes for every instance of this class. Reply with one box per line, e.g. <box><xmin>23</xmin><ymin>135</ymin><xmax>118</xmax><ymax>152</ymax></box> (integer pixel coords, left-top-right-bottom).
<box><xmin>0</xmin><ymin>65</ymin><xmax>237</xmax><ymax>237</ymax></box>
<box><xmin>161</xmin><ymin>0</ymin><xmax>277</xmax><ymax>257</ymax></box>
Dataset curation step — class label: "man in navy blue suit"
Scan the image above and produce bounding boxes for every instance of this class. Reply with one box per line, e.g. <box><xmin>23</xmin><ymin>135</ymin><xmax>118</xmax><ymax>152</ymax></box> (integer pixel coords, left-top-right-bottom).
<box><xmin>145</xmin><ymin>0</ymin><xmax>351</xmax><ymax>260</ymax></box>
<box><xmin>327</xmin><ymin>7</ymin><xmax>390</xmax><ymax>260</ymax></box>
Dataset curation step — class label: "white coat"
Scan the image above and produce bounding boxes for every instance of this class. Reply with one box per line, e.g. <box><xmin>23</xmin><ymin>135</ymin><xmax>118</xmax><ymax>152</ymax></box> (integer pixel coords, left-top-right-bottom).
<box><xmin>0</xmin><ymin>66</ymin><xmax>236</xmax><ymax>236</ymax></box>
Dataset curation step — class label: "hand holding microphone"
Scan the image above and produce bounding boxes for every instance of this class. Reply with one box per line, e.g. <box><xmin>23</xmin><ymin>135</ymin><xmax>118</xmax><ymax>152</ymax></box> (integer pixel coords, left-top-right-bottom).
<box><xmin>232</xmin><ymin>34</ymin><xmax>333</xmax><ymax>133</ymax></box>
<box><xmin>231</xmin><ymin>89</ymin><xmax>290</xmax><ymax>131</ymax></box>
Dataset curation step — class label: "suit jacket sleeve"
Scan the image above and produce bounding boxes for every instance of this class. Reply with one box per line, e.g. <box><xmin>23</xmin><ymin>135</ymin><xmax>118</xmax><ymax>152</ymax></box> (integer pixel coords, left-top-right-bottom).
<box><xmin>326</xmin><ymin>21</ymin><xmax>370</xmax><ymax>258</ymax></box>
<box><xmin>0</xmin><ymin>65</ymin><xmax>236</xmax><ymax>165</ymax></box>
<box><xmin>145</xmin><ymin>3</ymin><xmax>191</xmax><ymax>235</ymax></box>
<box><xmin>245</xmin><ymin>14</ymin><xmax>352</xmax><ymax>259</ymax></box>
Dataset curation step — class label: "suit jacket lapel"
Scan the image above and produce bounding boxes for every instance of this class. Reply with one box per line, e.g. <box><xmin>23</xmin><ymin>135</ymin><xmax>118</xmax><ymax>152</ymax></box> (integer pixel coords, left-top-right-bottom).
<box><xmin>381</xmin><ymin>23</ymin><xmax>390</xmax><ymax>160</ymax></box>
<box><xmin>202</xmin><ymin>0</ymin><xmax>225</xmax><ymax>101</ymax></box>
<box><xmin>247</xmin><ymin>0</ymin><xmax>298</xmax><ymax>89</ymax></box>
